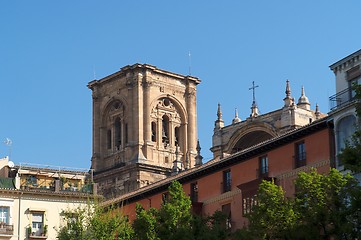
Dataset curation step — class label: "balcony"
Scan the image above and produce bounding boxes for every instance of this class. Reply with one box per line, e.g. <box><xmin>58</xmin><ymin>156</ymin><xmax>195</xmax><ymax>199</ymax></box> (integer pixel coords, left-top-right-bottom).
<box><xmin>0</xmin><ymin>223</ymin><xmax>14</xmax><ymax>236</ymax></box>
<box><xmin>191</xmin><ymin>202</ymin><xmax>203</xmax><ymax>215</ymax></box>
<box><xmin>329</xmin><ymin>87</ymin><xmax>355</xmax><ymax>111</ymax></box>
<box><xmin>256</xmin><ymin>166</ymin><xmax>269</xmax><ymax>179</ymax></box>
<box><xmin>222</xmin><ymin>179</ymin><xmax>232</xmax><ymax>193</ymax></box>
<box><xmin>294</xmin><ymin>152</ymin><xmax>307</xmax><ymax>168</ymax></box>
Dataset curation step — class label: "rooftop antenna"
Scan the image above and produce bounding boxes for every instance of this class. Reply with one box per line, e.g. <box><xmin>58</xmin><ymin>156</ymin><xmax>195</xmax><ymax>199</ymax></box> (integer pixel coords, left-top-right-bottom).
<box><xmin>93</xmin><ymin>65</ymin><xmax>96</xmax><ymax>79</ymax></box>
<box><xmin>188</xmin><ymin>51</ymin><xmax>192</xmax><ymax>76</ymax></box>
<box><xmin>4</xmin><ymin>138</ymin><xmax>12</xmax><ymax>160</ymax></box>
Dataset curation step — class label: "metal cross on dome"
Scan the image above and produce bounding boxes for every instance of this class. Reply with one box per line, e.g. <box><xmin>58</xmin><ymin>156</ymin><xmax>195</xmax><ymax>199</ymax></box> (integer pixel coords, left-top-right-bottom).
<box><xmin>249</xmin><ymin>81</ymin><xmax>259</xmax><ymax>104</ymax></box>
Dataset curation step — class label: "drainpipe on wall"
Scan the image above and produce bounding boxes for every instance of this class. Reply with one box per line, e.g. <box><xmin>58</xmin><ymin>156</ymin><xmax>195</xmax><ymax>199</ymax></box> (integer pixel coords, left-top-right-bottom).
<box><xmin>17</xmin><ymin>192</ymin><xmax>23</xmax><ymax>240</ymax></box>
<box><xmin>327</xmin><ymin>119</ymin><xmax>336</xmax><ymax>168</ymax></box>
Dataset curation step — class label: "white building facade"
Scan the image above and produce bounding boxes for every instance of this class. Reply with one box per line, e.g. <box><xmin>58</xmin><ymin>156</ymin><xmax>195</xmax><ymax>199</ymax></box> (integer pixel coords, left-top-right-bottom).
<box><xmin>0</xmin><ymin>157</ymin><xmax>96</xmax><ymax>240</ymax></box>
<box><xmin>329</xmin><ymin>49</ymin><xmax>361</xmax><ymax>170</ymax></box>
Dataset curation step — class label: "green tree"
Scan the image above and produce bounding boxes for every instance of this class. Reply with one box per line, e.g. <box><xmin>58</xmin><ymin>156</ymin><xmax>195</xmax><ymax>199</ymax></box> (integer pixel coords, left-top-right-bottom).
<box><xmin>246</xmin><ymin>169</ymin><xmax>361</xmax><ymax>239</ymax></box>
<box><xmin>133</xmin><ymin>181</ymin><xmax>193</xmax><ymax>240</ymax></box>
<box><xmin>247</xmin><ymin>180</ymin><xmax>297</xmax><ymax>239</ymax></box>
<box><xmin>294</xmin><ymin>168</ymin><xmax>353</xmax><ymax>239</ymax></box>
<box><xmin>57</xmin><ymin>206</ymin><xmax>90</xmax><ymax>240</ymax></box>
<box><xmin>156</xmin><ymin>181</ymin><xmax>193</xmax><ymax>239</ymax></box>
<box><xmin>57</xmin><ymin>201</ymin><xmax>133</xmax><ymax>240</ymax></box>
<box><xmin>133</xmin><ymin>204</ymin><xmax>159</xmax><ymax>240</ymax></box>
<box><xmin>133</xmin><ymin>181</ymin><xmax>234</xmax><ymax>240</ymax></box>
<box><xmin>89</xmin><ymin>205</ymin><xmax>133</xmax><ymax>240</ymax></box>
<box><xmin>333</xmin><ymin>173</ymin><xmax>361</xmax><ymax>240</ymax></box>
<box><xmin>191</xmin><ymin>211</ymin><xmax>231</xmax><ymax>240</ymax></box>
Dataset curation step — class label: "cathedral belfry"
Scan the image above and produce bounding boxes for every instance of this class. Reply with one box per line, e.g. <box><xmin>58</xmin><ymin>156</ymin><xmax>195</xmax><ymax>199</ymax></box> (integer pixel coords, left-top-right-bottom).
<box><xmin>88</xmin><ymin>64</ymin><xmax>200</xmax><ymax>198</ymax></box>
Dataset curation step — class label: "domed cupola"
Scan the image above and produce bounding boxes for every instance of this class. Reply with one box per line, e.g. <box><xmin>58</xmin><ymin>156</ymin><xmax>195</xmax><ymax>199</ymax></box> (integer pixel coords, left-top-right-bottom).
<box><xmin>232</xmin><ymin>108</ymin><xmax>241</xmax><ymax>124</ymax></box>
<box><xmin>297</xmin><ymin>86</ymin><xmax>310</xmax><ymax>110</ymax></box>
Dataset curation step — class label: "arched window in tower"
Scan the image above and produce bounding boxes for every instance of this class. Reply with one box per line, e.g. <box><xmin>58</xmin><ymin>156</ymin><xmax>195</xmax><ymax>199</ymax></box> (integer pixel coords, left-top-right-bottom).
<box><xmin>151</xmin><ymin>97</ymin><xmax>184</xmax><ymax>150</ymax></box>
<box><xmin>162</xmin><ymin>115</ymin><xmax>169</xmax><ymax>145</ymax></box>
<box><xmin>151</xmin><ymin>121</ymin><xmax>157</xmax><ymax>142</ymax></box>
<box><xmin>107</xmin><ymin>129</ymin><xmax>112</xmax><ymax>149</ymax></box>
<box><xmin>175</xmin><ymin>126</ymin><xmax>180</xmax><ymax>146</ymax></box>
<box><xmin>102</xmin><ymin>100</ymin><xmax>126</xmax><ymax>154</ymax></box>
<box><xmin>114</xmin><ymin>117</ymin><xmax>121</xmax><ymax>150</ymax></box>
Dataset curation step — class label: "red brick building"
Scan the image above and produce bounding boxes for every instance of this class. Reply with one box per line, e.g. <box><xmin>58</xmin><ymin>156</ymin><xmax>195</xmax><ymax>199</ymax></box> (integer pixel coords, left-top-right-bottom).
<box><xmin>104</xmin><ymin>117</ymin><xmax>334</xmax><ymax>230</ymax></box>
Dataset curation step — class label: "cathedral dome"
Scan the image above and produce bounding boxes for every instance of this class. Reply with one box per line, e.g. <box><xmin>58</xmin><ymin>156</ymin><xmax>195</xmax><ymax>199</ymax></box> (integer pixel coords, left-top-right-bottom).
<box><xmin>232</xmin><ymin>108</ymin><xmax>241</xmax><ymax>124</ymax></box>
<box><xmin>297</xmin><ymin>86</ymin><xmax>310</xmax><ymax>110</ymax></box>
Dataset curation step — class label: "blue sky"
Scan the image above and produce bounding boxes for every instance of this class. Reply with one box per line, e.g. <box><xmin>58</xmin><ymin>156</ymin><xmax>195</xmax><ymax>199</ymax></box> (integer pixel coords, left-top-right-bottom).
<box><xmin>0</xmin><ymin>1</ymin><xmax>360</xmax><ymax>168</ymax></box>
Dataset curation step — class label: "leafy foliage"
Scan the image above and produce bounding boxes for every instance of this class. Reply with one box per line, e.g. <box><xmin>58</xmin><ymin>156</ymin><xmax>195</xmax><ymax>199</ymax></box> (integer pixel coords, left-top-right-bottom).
<box><xmin>57</xmin><ymin>206</ymin><xmax>90</xmax><ymax>240</ymax></box>
<box><xmin>133</xmin><ymin>181</ymin><xmax>194</xmax><ymax>240</ymax></box>
<box><xmin>246</xmin><ymin>169</ymin><xmax>361</xmax><ymax>239</ymax></box>
<box><xmin>133</xmin><ymin>204</ymin><xmax>159</xmax><ymax>240</ymax></box>
<box><xmin>58</xmin><ymin>181</ymin><xmax>235</xmax><ymax>240</ymax></box>
<box><xmin>57</xmin><ymin>201</ymin><xmax>133</xmax><ymax>240</ymax></box>
<box><xmin>190</xmin><ymin>211</ymin><xmax>232</xmax><ymax>240</ymax></box>
<box><xmin>133</xmin><ymin>181</ymin><xmax>234</xmax><ymax>240</ymax></box>
<box><xmin>156</xmin><ymin>181</ymin><xmax>193</xmax><ymax>239</ymax></box>
<box><xmin>89</xmin><ymin>205</ymin><xmax>133</xmax><ymax>240</ymax></box>
<box><xmin>247</xmin><ymin>180</ymin><xmax>297</xmax><ymax>239</ymax></box>
<box><xmin>294</xmin><ymin>168</ymin><xmax>353</xmax><ymax>239</ymax></box>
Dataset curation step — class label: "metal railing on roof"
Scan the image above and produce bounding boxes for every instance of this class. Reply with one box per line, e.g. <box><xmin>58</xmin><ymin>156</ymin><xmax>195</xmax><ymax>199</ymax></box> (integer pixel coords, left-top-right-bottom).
<box><xmin>329</xmin><ymin>87</ymin><xmax>355</xmax><ymax>111</ymax></box>
<box><xmin>17</xmin><ymin>162</ymin><xmax>91</xmax><ymax>174</ymax></box>
<box><xmin>15</xmin><ymin>163</ymin><xmax>95</xmax><ymax>194</ymax></box>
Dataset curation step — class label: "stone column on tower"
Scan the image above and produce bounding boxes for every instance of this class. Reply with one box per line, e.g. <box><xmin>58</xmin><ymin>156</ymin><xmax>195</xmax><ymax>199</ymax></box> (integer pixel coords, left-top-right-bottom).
<box><xmin>186</xmin><ymin>81</ymin><xmax>197</xmax><ymax>167</ymax></box>
<box><xmin>89</xmin><ymin>81</ymin><xmax>100</xmax><ymax>170</ymax></box>
<box><xmin>142</xmin><ymin>71</ymin><xmax>153</xmax><ymax>159</ymax></box>
<box><xmin>130</xmin><ymin>71</ymin><xmax>146</xmax><ymax>162</ymax></box>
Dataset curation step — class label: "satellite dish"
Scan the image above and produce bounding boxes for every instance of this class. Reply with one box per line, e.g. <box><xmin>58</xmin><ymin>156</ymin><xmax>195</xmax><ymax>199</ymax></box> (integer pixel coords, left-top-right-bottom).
<box><xmin>4</xmin><ymin>138</ymin><xmax>12</xmax><ymax>146</ymax></box>
<box><xmin>8</xmin><ymin>161</ymin><xmax>14</xmax><ymax>168</ymax></box>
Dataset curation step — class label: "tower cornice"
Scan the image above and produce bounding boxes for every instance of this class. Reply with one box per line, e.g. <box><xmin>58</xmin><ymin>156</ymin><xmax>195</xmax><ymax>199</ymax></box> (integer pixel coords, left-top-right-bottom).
<box><xmin>88</xmin><ymin>64</ymin><xmax>201</xmax><ymax>90</ymax></box>
<box><xmin>329</xmin><ymin>49</ymin><xmax>361</xmax><ymax>73</ymax></box>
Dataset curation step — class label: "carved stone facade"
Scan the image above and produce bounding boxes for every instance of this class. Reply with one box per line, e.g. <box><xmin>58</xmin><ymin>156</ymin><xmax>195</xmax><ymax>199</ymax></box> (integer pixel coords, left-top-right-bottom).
<box><xmin>88</xmin><ymin>64</ymin><xmax>200</xmax><ymax>198</ymax></box>
<box><xmin>211</xmin><ymin>80</ymin><xmax>327</xmax><ymax>159</ymax></box>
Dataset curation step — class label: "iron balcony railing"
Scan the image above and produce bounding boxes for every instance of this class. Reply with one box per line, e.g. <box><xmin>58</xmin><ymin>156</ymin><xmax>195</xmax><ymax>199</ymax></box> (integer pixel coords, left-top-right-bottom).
<box><xmin>294</xmin><ymin>152</ymin><xmax>307</xmax><ymax>169</ymax></box>
<box><xmin>329</xmin><ymin>87</ymin><xmax>355</xmax><ymax>111</ymax></box>
<box><xmin>256</xmin><ymin>166</ymin><xmax>269</xmax><ymax>179</ymax></box>
<box><xmin>222</xmin><ymin>179</ymin><xmax>232</xmax><ymax>193</ymax></box>
<box><xmin>0</xmin><ymin>223</ymin><xmax>14</xmax><ymax>235</ymax></box>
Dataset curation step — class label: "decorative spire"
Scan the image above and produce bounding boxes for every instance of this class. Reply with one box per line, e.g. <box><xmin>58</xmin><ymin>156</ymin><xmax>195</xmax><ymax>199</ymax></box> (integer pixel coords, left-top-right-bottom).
<box><xmin>249</xmin><ymin>81</ymin><xmax>259</xmax><ymax>118</ymax></box>
<box><xmin>297</xmin><ymin>86</ymin><xmax>310</xmax><ymax>110</ymax></box>
<box><xmin>217</xmin><ymin>103</ymin><xmax>223</xmax><ymax>120</ymax></box>
<box><xmin>315</xmin><ymin>103</ymin><xmax>320</xmax><ymax>119</ymax></box>
<box><xmin>283</xmin><ymin>80</ymin><xmax>293</xmax><ymax>107</ymax></box>
<box><xmin>172</xmin><ymin>145</ymin><xmax>183</xmax><ymax>175</ymax></box>
<box><xmin>232</xmin><ymin>108</ymin><xmax>241</xmax><ymax>124</ymax></box>
<box><xmin>250</xmin><ymin>102</ymin><xmax>259</xmax><ymax>118</ymax></box>
<box><xmin>195</xmin><ymin>140</ymin><xmax>203</xmax><ymax>167</ymax></box>
<box><xmin>214</xmin><ymin>103</ymin><xmax>224</xmax><ymax>129</ymax></box>
<box><xmin>185</xmin><ymin>152</ymin><xmax>189</xmax><ymax>170</ymax></box>
<box><xmin>285</xmin><ymin>79</ymin><xmax>291</xmax><ymax>97</ymax></box>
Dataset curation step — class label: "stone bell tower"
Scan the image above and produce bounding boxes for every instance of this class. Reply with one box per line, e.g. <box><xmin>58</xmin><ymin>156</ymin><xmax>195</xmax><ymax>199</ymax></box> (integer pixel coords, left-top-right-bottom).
<box><xmin>88</xmin><ymin>64</ymin><xmax>200</xmax><ymax>198</ymax></box>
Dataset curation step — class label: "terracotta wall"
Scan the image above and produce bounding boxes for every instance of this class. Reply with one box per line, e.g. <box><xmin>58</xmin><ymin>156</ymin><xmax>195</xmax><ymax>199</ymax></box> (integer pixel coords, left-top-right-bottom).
<box><xmin>120</xmin><ymin>128</ymin><xmax>332</xmax><ymax>230</ymax></box>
